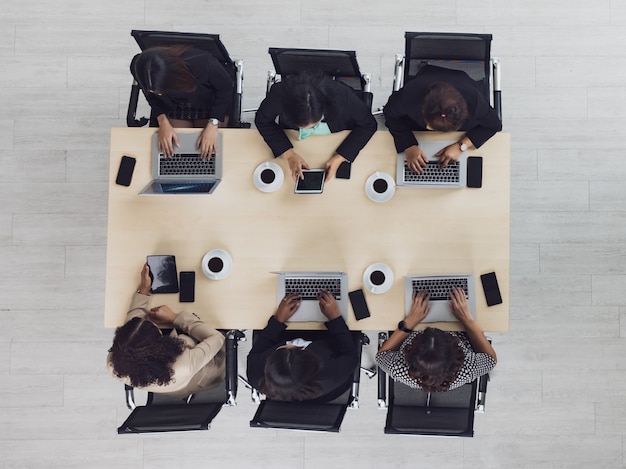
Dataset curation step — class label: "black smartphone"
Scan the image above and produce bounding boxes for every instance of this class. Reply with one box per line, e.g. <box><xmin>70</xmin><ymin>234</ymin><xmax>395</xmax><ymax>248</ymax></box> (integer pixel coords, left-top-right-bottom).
<box><xmin>480</xmin><ymin>272</ymin><xmax>502</xmax><ymax>306</ymax></box>
<box><xmin>179</xmin><ymin>271</ymin><xmax>195</xmax><ymax>302</ymax></box>
<box><xmin>467</xmin><ymin>156</ymin><xmax>483</xmax><ymax>188</ymax></box>
<box><xmin>115</xmin><ymin>155</ymin><xmax>136</xmax><ymax>186</ymax></box>
<box><xmin>336</xmin><ymin>161</ymin><xmax>352</xmax><ymax>179</ymax></box>
<box><xmin>349</xmin><ymin>289</ymin><xmax>371</xmax><ymax>320</ymax></box>
<box><xmin>146</xmin><ymin>255</ymin><xmax>179</xmax><ymax>294</ymax></box>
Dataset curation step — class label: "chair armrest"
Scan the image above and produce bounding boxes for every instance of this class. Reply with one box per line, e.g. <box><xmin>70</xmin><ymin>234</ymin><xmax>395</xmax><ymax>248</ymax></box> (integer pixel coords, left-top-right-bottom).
<box><xmin>225</xmin><ymin>330</ymin><xmax>245</xmax><ymax>406</ymax></box>
<box><xmin>377</xmin><ymin>332</ymin><xmax>388</xmax><ymax>409</ymax></box>
<box><xmin>126</xmin><ymin>81</ymin><xmax>149</xmax><ymax>128</ymax></box>
<box><xmin>475</xmin><ymin>373</ymin><xmax>490</xmax><ymax>413</ymax></box>
<box><xmin>124</xmin><ymin>384</ymin><xmax>136</xmax><ymax>410</ymax></box>
<box><xmin>393</xmin><ymin>54</ymin><xmax>405</xmax><ymax>92</ymax></box>
<box><xmin>491</xmin><ymin>58</ymin><xmax>502</xmax><ymax>123</ymax></box>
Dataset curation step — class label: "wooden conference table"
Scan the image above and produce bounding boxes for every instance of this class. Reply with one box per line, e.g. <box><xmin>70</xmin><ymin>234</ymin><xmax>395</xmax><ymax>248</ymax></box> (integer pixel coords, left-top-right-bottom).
<box><xmin>105</xmin><ymin>127</ymin><xmax>510</xmax><ymax>332</ymax></box>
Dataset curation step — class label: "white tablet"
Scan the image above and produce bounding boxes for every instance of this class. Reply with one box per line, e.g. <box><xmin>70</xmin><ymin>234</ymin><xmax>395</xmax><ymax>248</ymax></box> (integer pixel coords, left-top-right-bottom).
<box><xmin>294</xmin><ymin>169</ymin><xmax>325</xmax><ymax>194</ymax></box>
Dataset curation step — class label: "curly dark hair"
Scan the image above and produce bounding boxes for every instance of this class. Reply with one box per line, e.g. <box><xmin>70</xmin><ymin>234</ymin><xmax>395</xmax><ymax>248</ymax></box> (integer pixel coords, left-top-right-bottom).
<box><xmin>402</xmin><ymin>328</ymin><xmax>465</xmax><ymax>392</ymax></box>
<box><xmin>280</xmin><ymin>69</ymin><xmax>334</xmax><ymax>128</ymax></box>
<box><xmin>258</xmin><ymin>347</ymin><xmax>323</xmax><ymax>401</ymax></box>
<box><xmin>133</xmin><ymin>45</ymin><xmax>198</xmax><ymax>95</ymax></box>
<box><xmin>422</xmin><ymin>81</ymin><xmax>469</xmax><ymax>132</ymax></box>
<box><xmin>108</xmin><ymin>317</ymin><xmax>185</xmax><ymax>388</ymax></box>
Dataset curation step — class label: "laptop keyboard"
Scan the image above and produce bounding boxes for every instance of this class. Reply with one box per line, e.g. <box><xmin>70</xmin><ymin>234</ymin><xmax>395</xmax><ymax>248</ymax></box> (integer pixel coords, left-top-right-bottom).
<box><xmin>411</xmin><ymin>277</ymin><xmax>469</xmax><ymax>301</ymax></box>
<box><xmin>404</xmin><ymin>161</ymin><xmax>460</xmax><ymax>184</ymax></box>
<box><xmin>285</xmin><ymin>278</ymin><xmax>342</xmax><ymax>300</ymax></box>
<box><xmin>159</xmin><ymin>153</ymin><xmax>216</xmax><ymax>176</ymax></box>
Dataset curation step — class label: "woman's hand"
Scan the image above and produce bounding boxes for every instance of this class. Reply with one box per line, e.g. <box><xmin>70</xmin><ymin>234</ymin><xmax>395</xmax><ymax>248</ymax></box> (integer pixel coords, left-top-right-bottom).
<box><xmin>280</xmin><ymin>149</ymin><xmax>311</xmax><ymax>181</ymax></box>
<box><xmin>138</xmin><ymin>263</ymin><xmax>152</xmax><ymax>295</ymax></box>
<box><xmin>275</xmin><ymin>293</ymin><xmax>302</xmax><ymax>323</ymax></box>
<box><xmin>156</xmin><ymin>115</ymin><xmax>179</xmax><ymax>157</ymax></box>
<box><xmin>196</xmin><ymin>123</ymin><xmax>219</xmax><ymax>160</ymax></box>
<box><xmin>449</xmin><ymin>287</ymin><xmax>473</xmax><ymax>324</ymax></box>
<box><xmin>405</xmin><ymin>290</ymin><xmax>431</xmax><ymax>328</ymax></box>
<box><xmin>435</xmin><ymin>143</ymin><xmax>462</xmax><ymax>168</ymax></box>
<box><xmin>149</xmin><ymin>305</ymin><xmax>178</xmax><ymax>324</ymax></box>
<box><xmin>405</xmin><ymin>145</ymin><xmax>428</xmax><ymax>173</ymax></box>
<box><xmin>324</xmin><ymin>154</ymin><xmax>348</xmax><ymax>182</ymax></box>
<box><xmin>318</xmin><ymin>290</ymin><xmax>341</xmax><ymax>320</ymax></box>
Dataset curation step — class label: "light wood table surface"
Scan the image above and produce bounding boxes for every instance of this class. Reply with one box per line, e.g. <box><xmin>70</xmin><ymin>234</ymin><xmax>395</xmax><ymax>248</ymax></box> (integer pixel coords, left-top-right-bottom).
<box><xmin>105</xmin><ymin>127</ymin><xmax>510</xmax><ymax>331</ymax></box>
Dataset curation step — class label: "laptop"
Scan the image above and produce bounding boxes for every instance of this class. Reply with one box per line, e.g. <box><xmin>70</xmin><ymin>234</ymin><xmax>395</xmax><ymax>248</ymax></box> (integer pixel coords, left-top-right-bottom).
<box><xmin>139</xmin><ymin>132</ymin><xmax>223</xmax><ymax>195</ymax></box>
<box><xmin>273</xmin><ymin>271</ymin><xmax>349</xmax><ymax>322</ymax></box>
<box><xmin>405</xmin><ymin>273</ymin><xmax>476</xmax><ymax>322</ymax></box>
<box><xmin>396</xmin><ymin>139</ymin><xmax>467</xmax><ymax>188</ymax></box>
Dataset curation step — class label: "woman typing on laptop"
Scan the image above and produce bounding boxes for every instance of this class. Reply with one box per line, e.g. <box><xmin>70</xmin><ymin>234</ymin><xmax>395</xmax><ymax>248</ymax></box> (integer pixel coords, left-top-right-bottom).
<box><xmin>383</xmin><ymin>65</ymin><xmax>502</xmax><ymax>173</ymax></box>
<box><xmin>376</xmin><ymin>288</ymin><xmax>497</xmax><ymax>391</ymax></box>
<box><xmin>255</xmin><ymin>70</ymin><xmax>377</xmax><ymax>182</ymax></box>
<box><xmin>246</xmin><ymin>291</ymin><xmax>359</xmax><ymax>401</ymax></box>
<box><xmin>131</xmin><ymin>46</ymin><xmax>234</xmax><ymax>159</ymax></box>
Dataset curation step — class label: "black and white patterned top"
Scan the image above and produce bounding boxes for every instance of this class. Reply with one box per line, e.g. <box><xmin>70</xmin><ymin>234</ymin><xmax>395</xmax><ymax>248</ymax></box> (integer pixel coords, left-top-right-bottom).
<box><xmin>375</xmin><ymin>330</ymin><xmax>496</xmax><ymax>390</ymax></box>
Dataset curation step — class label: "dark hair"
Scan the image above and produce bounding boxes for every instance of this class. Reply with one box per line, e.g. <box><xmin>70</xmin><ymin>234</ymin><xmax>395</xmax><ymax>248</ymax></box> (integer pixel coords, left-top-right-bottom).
<box><xmin>422</xmin><ymin>82</ymin><xmax>469</xmax><ymax>132</ymax></box>
<box><xmin>402</xmin><ymin>328</ymin><xmax>465</xmax><ymax>392</ymax></box>
<box><xmin>108</xmin><ymin>317</ymin><xmax>185</xmax><ymax>388</ymax></box>
<box><xmin>133</xmin><ymin>46</ymin><xmax>197</xmax><ymax>95</ymax></box>
<box><xmin>280</xmin><ymin>70</ymin><xmax>333</xmax><ymax>128</ymax></box>
<box><xmin>258</xmin><ymin>347</ymin><xmax>323</xmax><ymax>401</ymax></box>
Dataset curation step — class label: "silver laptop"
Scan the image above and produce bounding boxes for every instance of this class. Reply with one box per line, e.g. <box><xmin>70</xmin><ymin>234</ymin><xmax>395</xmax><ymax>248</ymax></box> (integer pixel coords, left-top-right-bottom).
<box><xmin>139</xmin><ymin>132</ymin><xmax>223</xmax><ymax>195</ymax></box>
<box><xmin>405</xmin><ymin>273</ymin><xmax>476</xmax><ymax>322</ymax></box>
<box><xmin>396</xmin><ymin>139</ymin><xmax>467</xmax><ymax>188</ymax></box>
<box><xmin>273</xmin><ymin>271</ymin><xmax>349</xmax><ymax>322</ymax></box>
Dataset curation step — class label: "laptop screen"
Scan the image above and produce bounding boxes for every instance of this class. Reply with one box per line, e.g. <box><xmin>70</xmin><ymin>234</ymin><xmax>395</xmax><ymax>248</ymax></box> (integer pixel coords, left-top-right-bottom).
<box><xmin>160</xmin><ymin>182</ymin><xmax>217</xmax><ymax>193</ymax></box>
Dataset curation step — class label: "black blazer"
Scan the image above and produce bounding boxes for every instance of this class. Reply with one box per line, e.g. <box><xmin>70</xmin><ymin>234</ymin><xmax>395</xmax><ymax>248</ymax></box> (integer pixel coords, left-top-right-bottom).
<box><xmin>130</xmin><ymin>47</ymin><xmax>234</xmax><ymax>121</ymax></box>
<box><xmin>254</xmin><ymin>80</ymin><xmax>377</xmax><ymax>162</ymax></box>
<box><xmin>383</xmin><ymin>65</ymin><xmax>502</xmax><ymax>152</ymax></box>
<box><xmin>246</xmin><ymin>316</ymin><xmax>358</xmax><ymax>402</ymax></box>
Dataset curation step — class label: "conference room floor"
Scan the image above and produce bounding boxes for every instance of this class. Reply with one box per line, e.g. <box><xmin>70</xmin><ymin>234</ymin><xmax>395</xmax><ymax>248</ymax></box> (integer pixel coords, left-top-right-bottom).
<box><xmin>2</xmin><ymin>1</ymin><xmax>626</xmax><ymax>468</ymax></box>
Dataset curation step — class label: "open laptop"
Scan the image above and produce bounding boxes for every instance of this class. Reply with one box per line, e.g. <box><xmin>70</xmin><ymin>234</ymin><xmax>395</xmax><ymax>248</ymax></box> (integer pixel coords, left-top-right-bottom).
<box><xmin>139</xmin><ymin>132</ymin><xmax>223</xmax><ymax>195</ymax></box>
<box><xmin>273</xmin><ymin>271</ymin><xmax>349</xmax><ymax>322</ymax></box>
<box><xmin>405</xmin><ymin>273</ymin><xmax>476</xmax><ymax>322</ymax></box>
<box><xmin>396</xmin><ymin>139</ymin><xmax>467</xmax><ymax>188</ymax></box>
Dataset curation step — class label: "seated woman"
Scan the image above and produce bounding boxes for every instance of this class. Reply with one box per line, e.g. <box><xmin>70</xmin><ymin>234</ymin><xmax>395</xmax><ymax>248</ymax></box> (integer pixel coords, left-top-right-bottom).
<box><xmin>107</xmin><ymin>263</ymin><xmax>225</xmax><ymax>398</ymax></box>
<box><xmin>131</xmin><ymin>45</ymin><xmax>234</xmax><ymax>159</ymax></box>
<box><xmin>255</xmin><ymin>70</ymin><xmax>377</xmax><ymax>182</ymax></box>
<box><xmin>383</xmin><ymin>65</ymin><xmax>502</xmax><ymax>173</ymax></box>
<box><xmin>376</xmin><ymin>288</ymin><xmax>497</xmax><ymax>392</ymax></box>
<box><xmin>246</xmin><ymin>291</ymin><xmax>359</xmax><ymax>401</ymax></box>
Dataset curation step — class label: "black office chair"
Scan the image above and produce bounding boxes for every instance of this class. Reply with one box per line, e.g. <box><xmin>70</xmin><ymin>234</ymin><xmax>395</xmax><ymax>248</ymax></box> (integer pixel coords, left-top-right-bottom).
<box><xmin>376</xmin><ymin>332</ymin><xmax>489</xmax><ymax>437</ymax></box>
<box><xmin>126</xmin><ymin>29</ymin><xmax>250</xmax><ymax>129</ymax></box>
<box><xmin>117</xmin><ymin>329</ymin><xmax>245</xmax><ymax>434</ymax></box>
<box><xmin>392</xmin><ymin>32</ymin><xmax>502</xmax><ymax>122</ymax></box>
<box><xmin>248</xmin><ymin>329</ymin><xmax>371</xmax><ymax>433</ymax></box>
<box><xmin>264</xmin><ymin>47</ymin><xmax>374</xmax><ymax>112</ymax></box>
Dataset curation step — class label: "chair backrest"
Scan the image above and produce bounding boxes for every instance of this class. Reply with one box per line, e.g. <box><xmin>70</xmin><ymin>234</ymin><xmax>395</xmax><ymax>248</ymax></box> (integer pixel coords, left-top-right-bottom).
<box><xmin>248</xmin><ymin>329</ymin><xmax>366</xmax><ymax>432</ymax></box>
<box><xmin>118</xmin><ymin>329</ymin><xmax>243</xmax><ymax>434</ymax></box>
<box><xmin>250</xmin><ymin>398</ymin><xmax>348</xmax><ymax>432</ymax></box>
<box><xmin>127</xmin><ymin>29</ymin><xmax>247</xmax><ymax>128</ymax></box>
<box><xmin>401</xmin><ymin>32</ymin><xmax>501</xmax><ymax>121</ymax></box>
<box><xmin>266</xmin><ymin>47</ymin><xmax>373</xmax><ymax>111</ymax></box>
<box><xmin>384</xmin><ymin>379</ymin><xmax>478</xmax><ymax>437</ymax></box>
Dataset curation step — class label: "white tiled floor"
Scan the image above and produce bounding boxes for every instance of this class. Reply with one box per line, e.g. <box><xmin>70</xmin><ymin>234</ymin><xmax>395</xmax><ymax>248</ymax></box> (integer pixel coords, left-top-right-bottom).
<box><xmin>2</xmin><ymin>1</ymin><xmax>626</xmax><ymax>468</ymax></box>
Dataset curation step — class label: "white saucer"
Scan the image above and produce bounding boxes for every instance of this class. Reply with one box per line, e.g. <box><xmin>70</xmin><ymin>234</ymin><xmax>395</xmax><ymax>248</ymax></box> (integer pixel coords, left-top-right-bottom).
<box><xmin>253</xmin><ymin>162</ymin><xmax>284</xmax><ymax>193</ymax></box>
<box><xmin>201</xmin><ymin>249</ymin><xmax>232</xmax><ymax>280</ymax></box>
<box><xmin>365</xmin><ymin>172</ymin><xmax>395</xmax><ymax>203</ymax></box>
<box><xmin>363</xmin><ymin>263</ymin><xmax>394</xmax><ymax>294</ymax></box>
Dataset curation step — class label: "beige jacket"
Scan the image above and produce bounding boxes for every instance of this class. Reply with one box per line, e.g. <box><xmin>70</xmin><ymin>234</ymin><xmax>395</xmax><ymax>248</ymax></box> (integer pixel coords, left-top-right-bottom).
<box><xmin>107</xmin><ymin>292</ymin><xmax>225</xmax><ymax>397</ymax></box>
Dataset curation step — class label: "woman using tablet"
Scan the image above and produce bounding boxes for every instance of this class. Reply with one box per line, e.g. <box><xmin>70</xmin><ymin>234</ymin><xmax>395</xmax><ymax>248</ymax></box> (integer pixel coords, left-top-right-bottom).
<box><xmin>255</xmin><ymin>70</ymin><xmax>377</xmax><ymax>182</ymax></box>
<box><xmin>107</xmin><ymin>263</ymin><xmax>225</xmax><ymax>397</ymax></box>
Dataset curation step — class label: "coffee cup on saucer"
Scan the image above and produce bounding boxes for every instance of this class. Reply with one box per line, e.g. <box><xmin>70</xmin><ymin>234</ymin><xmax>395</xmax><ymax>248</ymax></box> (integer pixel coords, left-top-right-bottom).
<box><xmin>253</xmin><ymin>162</ymin><xmax>284</xmax><ymax>193</ymax></box>
<box><xmin>201</xmin><ymin>249</ymin><xmax>232</xmax><ymax>280</ymax></box>
<box><xmin>365</xmin><ymin>172</ymin><xmax>395</xmax><ymax>203</ymax></box>
<box><xmin>363</xmin><ymin>263</ymin><xmax>394</xmax><ymax>294</ymax></box>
